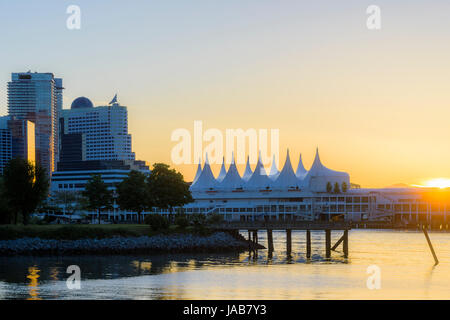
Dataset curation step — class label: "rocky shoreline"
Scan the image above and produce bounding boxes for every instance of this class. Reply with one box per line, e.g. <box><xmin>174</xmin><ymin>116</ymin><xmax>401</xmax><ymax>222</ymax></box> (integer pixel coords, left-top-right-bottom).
<box><xmin>0</xmin><ymin>232</ymin><xmax>254</xmax><ymax>256</ymax></box>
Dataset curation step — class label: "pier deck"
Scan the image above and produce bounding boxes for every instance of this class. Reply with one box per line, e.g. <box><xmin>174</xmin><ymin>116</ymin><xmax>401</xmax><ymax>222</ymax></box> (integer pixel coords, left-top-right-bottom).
<box><xmin>212</xmin><ymin>221</ymin><xmax>351</xmax><ymax>258</ymax></box>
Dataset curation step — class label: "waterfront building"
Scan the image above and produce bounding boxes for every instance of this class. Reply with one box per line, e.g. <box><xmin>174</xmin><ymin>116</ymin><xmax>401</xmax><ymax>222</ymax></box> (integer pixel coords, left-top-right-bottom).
<box><xmin>50</xmin><ymin>159</ymin><xmax>150</xmax><ymax>193</ymax></box>
<box><xmin>7</xmin><ymin>72</ymin><xmax>63</xmax><ymax>175</ymax></box>
<box><xmin>0</xmin><ymin>116</ymin><xmax>35</xmax><ymax>174</ymax></box>
<box><xmin>179</xmin><ymin>148</ymin><xmax>449</xmax><ymax>224</ymax></box>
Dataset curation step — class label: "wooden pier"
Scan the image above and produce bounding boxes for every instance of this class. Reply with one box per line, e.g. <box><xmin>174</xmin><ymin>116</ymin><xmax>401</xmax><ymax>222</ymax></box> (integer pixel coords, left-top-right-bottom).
<box><xmin>213</xmin><ymin>221</ymin><xmax>351</xmax><ymax>258</ymax></box>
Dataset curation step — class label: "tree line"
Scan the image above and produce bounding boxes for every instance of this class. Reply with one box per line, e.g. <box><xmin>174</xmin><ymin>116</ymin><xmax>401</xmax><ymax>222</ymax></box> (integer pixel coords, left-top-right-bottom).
<box><xmin>83</xmin><ymin>163</ymin><xmax>193</xmax><ymax>224</ymax></box>
<box><xmin>0</xmin><ymin>159</ymin><xmax>193</xmax><ymax>225</ymax></box>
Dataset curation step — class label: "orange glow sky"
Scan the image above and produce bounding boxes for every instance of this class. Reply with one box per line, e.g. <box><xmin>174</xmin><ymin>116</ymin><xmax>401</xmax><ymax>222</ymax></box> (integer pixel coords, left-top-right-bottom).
<box><xmin>0</xmin><ymin>1</ymin><xmax>449</xmax><ymax>187</ymax></box>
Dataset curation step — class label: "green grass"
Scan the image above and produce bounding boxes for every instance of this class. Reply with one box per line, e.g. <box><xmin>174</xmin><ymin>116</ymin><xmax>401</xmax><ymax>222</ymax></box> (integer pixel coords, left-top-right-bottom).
<box><xmin>0</xmin><ymin>224</ymin><xmax>152</xmax><ymax>240</ymax></box>
<box><xmin>0</xmin><ymin>224</ymin><xmax>215</xmax><ymax>240</ymax></box>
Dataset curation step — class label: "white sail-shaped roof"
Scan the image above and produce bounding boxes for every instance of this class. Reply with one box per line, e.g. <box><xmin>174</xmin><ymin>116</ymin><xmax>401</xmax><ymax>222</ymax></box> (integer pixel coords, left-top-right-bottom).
<box><xmin>268</xmin><ymin>154</ymin><xmax>280</xmax><ymax>181</ymax></box>
<box><xmin>244</xmin><ymin>152</ymin><xmax>272</xmax><ymax>190</ymax></box>
<box><xmin>216</xmin><ymin>157</ymin><xmax>227</xmax><ymax>182</ymax></box>
<box><xmin>218</xmin><ymin>153</ymin><xmax>243</xmax><ymax>190</ymax></box>
<box><xmin>189</xmin><ymin>153</ymin><xmax>217</xmax><ymax>191</ymax></box>
<box><xmin>271</xmin><ymin>149</ymin><xmax>301</xmax><ymax>189</ymax></box>
<box><xmin>305</xmin><ymin>148</ymin><xmax>349</xmax><ymax>177</ymax></box>
<box><xmin>295</xmin><ymin>153</ymin><xmax>308</xmax><ymax>179</ymax></box>
<box><xmin>303</xmin><ymin>148</ymin><xmax>350</xmax><ymax>191</ymax></box>
<box><xmin>192</xmin><ymin>158</ymin><xmax>202</xmax><ymax>185</ymax></box>
<box><xmin>242</xmin><ymin>156</ymin><xmax>253</xmax><ymax>182</ymax></box>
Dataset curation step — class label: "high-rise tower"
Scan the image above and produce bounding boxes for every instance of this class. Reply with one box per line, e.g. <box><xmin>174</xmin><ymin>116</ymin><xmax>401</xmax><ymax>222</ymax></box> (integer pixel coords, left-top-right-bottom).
<box><xmin>7</xmin><ymin>71</ymin><xmax>63</xmax><ymax>175</ymax></box>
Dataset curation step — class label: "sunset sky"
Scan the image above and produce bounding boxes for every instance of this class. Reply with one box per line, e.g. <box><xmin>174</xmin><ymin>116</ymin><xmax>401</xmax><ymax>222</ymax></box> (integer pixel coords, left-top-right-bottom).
<box><xmin>0</xmin><ymin>0</ymin><xmax>449</xmax><ymax>187</ymax></box>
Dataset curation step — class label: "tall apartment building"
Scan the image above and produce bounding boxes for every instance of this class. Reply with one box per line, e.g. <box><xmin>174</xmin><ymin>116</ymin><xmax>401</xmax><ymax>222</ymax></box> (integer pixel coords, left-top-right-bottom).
<box><xmin>7</xmin><ymin>71</ymin><xmax>63</xmax><ymax>175</ymax></box>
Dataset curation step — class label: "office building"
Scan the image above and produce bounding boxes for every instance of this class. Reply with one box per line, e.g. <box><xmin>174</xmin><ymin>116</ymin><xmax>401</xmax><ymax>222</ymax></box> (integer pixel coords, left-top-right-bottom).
<box><xmin>0</xmin><ymin>116</ymin><xmax>35</xmax><ymax>174</ymax></box>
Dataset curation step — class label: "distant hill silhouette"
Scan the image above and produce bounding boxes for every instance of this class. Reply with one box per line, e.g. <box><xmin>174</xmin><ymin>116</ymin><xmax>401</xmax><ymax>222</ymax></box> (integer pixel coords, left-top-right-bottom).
<box><xmin>384</xmin><ymin>183</ymin><xmax>411</xmax><ymax>188</ymax></box>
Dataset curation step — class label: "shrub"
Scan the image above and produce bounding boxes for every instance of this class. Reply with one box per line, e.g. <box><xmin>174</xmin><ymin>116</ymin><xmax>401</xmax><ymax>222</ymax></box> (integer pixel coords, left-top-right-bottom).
<box><xmin>144</xmin><ymin>214</ymin><xmax>169</xmax><ymax>231</ymax></box>
<box><xmin>190</xmin><ymin>213</ymin><xmax>206</xmax><ymax>227</ymax></box>
<box><xmin>206</xmin><ymin>212</ymin><xmax>223</xmax><ymax>225</ymax></box>
<box><xmin>174</xmin><ymin>214</ymin><xmax>189</xmax><ymax>228</ymax></box>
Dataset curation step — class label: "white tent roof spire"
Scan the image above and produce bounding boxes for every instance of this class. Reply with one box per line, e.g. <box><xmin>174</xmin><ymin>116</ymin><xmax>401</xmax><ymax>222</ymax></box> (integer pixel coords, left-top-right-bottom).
<box><xmin>219</xmin><ymin>151</ymin><xmax>243</xmax><ymax>190</ymax></box>
<box><xmin>271</xmin><ymin>149</ymin><xmax>300</xmax><ymax>189</ymax></box>
<box><xmin>268</xmin><ymin>153</ymin><xmax>280</xmax><ymax>180</ymax></box>
<box><xmin>217</xmin><ymin>156</ymin><xmax>227</xmax><ymax>182</ymax></box>
<box><xmin>189</xmin><ymin>152</ymin><xmax>217</xmax><ymax>190</ymax></box>
<box><xmin>192</xmin><ymin>158</ymin><xmax>202</xmax><ymax>184</ymax></box>
<box><xmin>245</xmin><ymin>150</ymin><xmax>271</xmax><ymax>189</ymax></box>
<box><xmin>242</xmin><ymin>155</ymin><xmax>253</xmax><ymax>181</ymax></box>
<box><xmin>295</xmin><ymin>153</ymin><xmax>308</xmax><ymax>178</ymax></box>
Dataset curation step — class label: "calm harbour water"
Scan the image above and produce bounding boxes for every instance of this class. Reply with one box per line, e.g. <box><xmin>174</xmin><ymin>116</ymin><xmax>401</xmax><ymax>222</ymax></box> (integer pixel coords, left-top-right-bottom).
<box><xmin>1</xmin><ymin>229</ymin><xmax>450</xmax><ymax>300</ymax></box>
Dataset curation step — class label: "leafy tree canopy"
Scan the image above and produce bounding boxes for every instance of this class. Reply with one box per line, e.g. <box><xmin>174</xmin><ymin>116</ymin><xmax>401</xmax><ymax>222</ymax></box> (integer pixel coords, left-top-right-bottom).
<box><xmin>116</xmin><ymin>170</ymin><xmax>150</xmax><ymax>223</ymax></box>
<box><xmin>2</xmin><ymin>158</ymin><xmax>49</xmax><ymax>224</ymax></box>
<box><xmin>147</xmin><ymin>163</ymin><xmax>193</xmax><ymax>210</ymax></box>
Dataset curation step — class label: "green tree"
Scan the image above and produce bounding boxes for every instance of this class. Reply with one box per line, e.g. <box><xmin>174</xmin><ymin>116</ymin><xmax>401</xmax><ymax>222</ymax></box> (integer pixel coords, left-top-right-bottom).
<box><xmin>0</xmin><ymin>177</ymin><xmax>13</xmax><ymax>224</ymax></box>
<box><xmin>341</xmin><ymin>182</ymin><xmax>348</xmax><ymax>193</ymax></box>
<box><xmin>147</xmin><ymin>163</ymin><xmax>193</xmax><ymax>214</ymax></box>
<box><xmin>334</xmin><ymin>182</ymin><xmax>341</xmax><ymax>194</ymax></box>
<box><xmin>2</xmin><ymin>158</ymin><xmax>49</xmax><ymax>225</ymax></box>
<box><xmin>82</xmin><ymin>174</ymin><xmax>113</xmax><ymax>224</ymax></box>
<box><xmin>326</xmin><ymin>182</ymin><xmax>332</xmax><ymax>193</ymax></box>
<box><xmin>116</xmin><ymin>170</ymin><xmax>150</xmax><ymax>224</ymax></box>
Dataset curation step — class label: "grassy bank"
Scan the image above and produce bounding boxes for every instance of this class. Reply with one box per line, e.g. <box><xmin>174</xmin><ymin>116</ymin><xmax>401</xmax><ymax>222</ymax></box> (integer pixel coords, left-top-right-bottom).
<box><xmin>0</xmin><ymin>224</ymin><xmax>153</xmax><ymax>240</ymax></box>
<box><xmin>0</xmin><ymin>224</ymin><xmax>218</xmax><ymax>240</ymax></box>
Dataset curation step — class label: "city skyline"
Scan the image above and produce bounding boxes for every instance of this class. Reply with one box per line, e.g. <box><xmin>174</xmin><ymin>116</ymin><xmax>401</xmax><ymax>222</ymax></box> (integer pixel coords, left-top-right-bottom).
<box><xmin>0</xmin><ymin>1</ymin><xmax>449</xmax><ymax>187</ymax></box>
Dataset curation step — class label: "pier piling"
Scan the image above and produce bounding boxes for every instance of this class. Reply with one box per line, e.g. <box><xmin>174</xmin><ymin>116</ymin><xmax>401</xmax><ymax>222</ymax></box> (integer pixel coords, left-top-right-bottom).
<box><xmin>267</xmin><ymin>229</ymin><xmax>274</xmax><ymax>252</ymax></box>
<box><xmin>343</xmin><ymin>230</ymin><xmax>349</xmax><ymax>258</ymax></box>
<box><xmin>422</xmin><ymin>226</ymin><xmax>439</xmax><ymax>265</ymax></box>
<box><xmin>286</xmin><ymin>229</ymin><xmax>292</xmax><ymax>256</ymax></box>
<box><xmin>306</xmin><ymin>230</ymin><xmax>311</xmax><ymax>259</ymax></box>
<box><xmin>325</xmin><ymin>229</ymin><xmax>331</xmax><ymax>258</ymax></box>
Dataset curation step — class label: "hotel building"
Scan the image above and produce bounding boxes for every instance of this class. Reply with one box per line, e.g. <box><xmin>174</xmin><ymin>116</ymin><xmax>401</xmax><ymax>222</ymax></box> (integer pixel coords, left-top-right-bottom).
<box><xmin>51</xmin><ymin>96</ymin><xmax>149</xmax><ymax>194</ymax></box>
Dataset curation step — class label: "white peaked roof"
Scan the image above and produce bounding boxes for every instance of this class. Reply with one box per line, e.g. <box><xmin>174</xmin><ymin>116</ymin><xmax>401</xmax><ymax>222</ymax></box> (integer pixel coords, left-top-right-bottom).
<box><xmin>218</xmin><ymin>153</ymin><xmax>243</xmax><ymax>190</ymax></box>
<box><xmin>242</xmin><ymin>156</ymin><xmax>253</xmax><ymax>182</ymax></box>
<box><xmin>190</xmin><ymin>154</ymin><xmax>217</xmax><ymax>190</ymax></box>
<box><xmin>295</xmin><ymin>153</ymin><xmax>308</xmax><ymax>179</ymax></box>
<box><xmin>216</xmin><ymin>157</ymin><xmax>227</xmax><ymax>182</ymax></box>
<box><xmin>245</xmin><ymin>152</ymin><xmax>272</xmax><ymax>189</ymax></box>
<box><xmin>268</xmin><ymin>154</ymin><xmax>280</xmax><ymax>181</ymax></box>
<box><xmin>304</xmin><ymin>148</ymin><xmax>349</xmax><ymax>182</ymax></box>
<box><xmin>192</xmin><ymin>158</ymin><xmax>202</xmax><ymax>184</ymax></box>
<box><xmin>271</xmin><ymin>149</ymin><xmax>301</xmax><ymax>189</ymax></box>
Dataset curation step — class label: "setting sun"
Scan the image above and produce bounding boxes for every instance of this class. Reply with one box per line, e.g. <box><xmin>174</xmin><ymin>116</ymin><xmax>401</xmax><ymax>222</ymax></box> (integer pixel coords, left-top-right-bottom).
<box><xmin>423</xmin><ymin>178</ymin><xmax>450</xmax><ymax>189</ymax></box>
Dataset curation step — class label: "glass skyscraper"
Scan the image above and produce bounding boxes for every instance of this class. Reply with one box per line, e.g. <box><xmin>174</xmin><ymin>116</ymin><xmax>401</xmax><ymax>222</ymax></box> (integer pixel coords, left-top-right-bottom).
<box><xmin>7</xmin><ymin>72</ymin><xmax>63</xmax><ymax>175</ymax></box>
<box><xmin>0</xmin><ymin>116</ymin><xmax>35</xmax><ymax>175</ymax></box>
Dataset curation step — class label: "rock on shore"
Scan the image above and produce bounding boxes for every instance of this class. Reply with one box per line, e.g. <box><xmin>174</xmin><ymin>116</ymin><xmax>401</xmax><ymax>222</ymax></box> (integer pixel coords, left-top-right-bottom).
<box><xmin>0</xmin><ymin>232</ymin><xmax>250</xmax><ymax>256</ymax></box>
